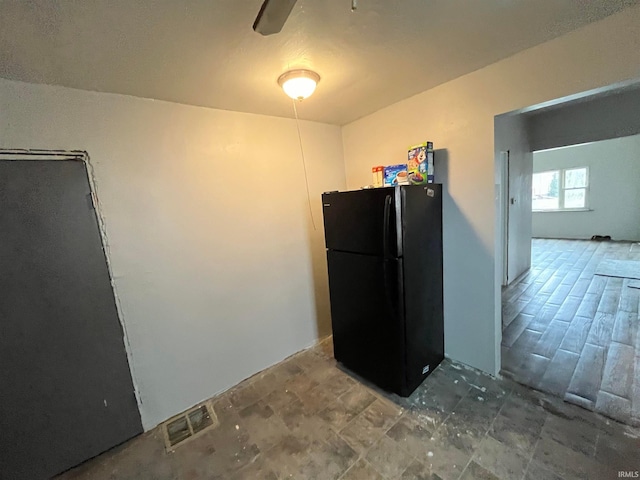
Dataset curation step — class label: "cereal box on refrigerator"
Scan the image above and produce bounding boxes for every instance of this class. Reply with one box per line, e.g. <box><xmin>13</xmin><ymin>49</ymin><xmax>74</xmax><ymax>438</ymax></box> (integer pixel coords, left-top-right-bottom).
<box><xmin>407</xmin><ymin>141</ymin><xmax>434</xmax><ymax>184</ymax></box>
<box><xmin>383</xmin><ymin>164</ymin><xmax>409</xmax><ymax>186</ymax></box>
<box><xmin>371</xmin><ymin>166</ymin><xmax>384</xmax><ymax>187</ymax></box>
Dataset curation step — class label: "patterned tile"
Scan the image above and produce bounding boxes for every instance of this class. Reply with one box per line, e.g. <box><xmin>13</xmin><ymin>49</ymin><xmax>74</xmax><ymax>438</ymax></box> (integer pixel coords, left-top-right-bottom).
<box><xmin>533</xmin><ymin>432</ymin><xmax>608</xmax><ymax>479</ymax></box>
<box><xmin>502</xmin><ymin>239</ymin><xmax>640</xmax><ymax>426</ymax></box>
<box><xmin>57</xmin><ymin>339</ymin><xmax>640</xmax><ymax>480</ymax></box>
<box><xmin>338</xmin><ymin>399</ymin><xmax>403</xmax><ymax>455</ymax></box>
<box><xmin>459</xmin><ymin>460</ymin><xmax>500</xmax><ymax>480</ymax></box>
<box><xmin>341</xmin><ymin>459</ymin><xmax>385</xmax><ymax>480</ymax></box>
<box><xmin>365</xmin><ymin>435</ymin><xmax>415</xmax><ymax>479</ymax></box>
<box><xmin>472</xmin><ymin>435</ymin><xmax>530</xmax><ymax>480</ymax></box>
<box><xmin>386</xmin><ymin>415</ymin><xmax>434</xmax><ymax>458</ymax></box>
<box><xmin>318</xmin><ymin>385</ymin><xmax>376</xmax><ymax>431</ymax></box>
<box><xmin>418</xmin><ymin>431</ymin><xmax>471</xmax><ymax>480</ymax></box>
<box><xmin>399</xmin><ymin>459</ymin><xmax>445</xmax><ymax>480</ymax></box>
<box><xmin>523</xmin><ymin>459</ymin><xmax>564</xmax><ymax>480</ymax></box>
<box><xmin>541</xmin><ymin>412</ymin><xmax>598</xmax><ymax>457</ymax></box>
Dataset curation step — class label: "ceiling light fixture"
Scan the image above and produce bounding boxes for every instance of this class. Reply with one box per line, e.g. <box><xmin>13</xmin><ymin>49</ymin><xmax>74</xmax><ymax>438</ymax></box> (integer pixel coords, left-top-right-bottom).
<box><xmin>278</xmin><ymin>69</ymin><xmax>320</xmax><ymax>100</ymax></box>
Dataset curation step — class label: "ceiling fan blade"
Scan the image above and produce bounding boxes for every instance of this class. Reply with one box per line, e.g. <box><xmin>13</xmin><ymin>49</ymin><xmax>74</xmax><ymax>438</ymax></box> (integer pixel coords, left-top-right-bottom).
<box><xmin>253</xmin><ymin>0</ymin><xmax>298</xmax><ymax>36</ymax></box>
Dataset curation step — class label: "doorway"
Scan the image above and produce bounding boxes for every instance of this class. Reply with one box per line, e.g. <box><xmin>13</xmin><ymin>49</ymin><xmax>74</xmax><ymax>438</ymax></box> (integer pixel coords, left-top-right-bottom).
<box><xmin>501</xmin><ymin>238</ymin><xmax>639</xmax><ymax>425</ymax></box>
<box><xmin>0</xmin><ymin>152</ymin><xmax>143</xmax><ymax>479</ymax></box>
<box><xmin>496</xmin><ymin>82</ymin><xmax>640</xmax><ymax>426</ymax></box>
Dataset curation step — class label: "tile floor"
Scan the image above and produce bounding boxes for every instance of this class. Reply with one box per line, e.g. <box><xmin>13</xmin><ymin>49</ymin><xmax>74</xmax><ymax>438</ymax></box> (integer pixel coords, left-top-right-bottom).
<box><xmin>58</xmin><ymin>338</ymin><xmax>639</xmax><ymax>480</ymax></box>
<box><xmin>501</xmin><ymin>239</ymin><xmax>640</xmax><ymax>426</ymax></box>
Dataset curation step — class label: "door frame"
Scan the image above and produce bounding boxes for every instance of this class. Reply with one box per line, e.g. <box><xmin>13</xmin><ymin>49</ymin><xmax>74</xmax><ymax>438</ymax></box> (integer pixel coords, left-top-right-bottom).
<box><xmin>499</xmin><ymin>150</ymin><xmax>510</xmax><ymax>286</ymax></box>
<box><xmin>0</xmin><ymin>148</ymin><xmax>142</xmax><ymax>410</ymax></box>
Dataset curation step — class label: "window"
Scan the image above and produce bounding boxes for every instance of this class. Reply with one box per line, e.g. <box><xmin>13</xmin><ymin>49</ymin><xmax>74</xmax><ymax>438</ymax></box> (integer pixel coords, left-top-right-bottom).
<box><xmin>532</xmin><ymin>167</ymin><xmax>588</xmax><ymax>211</ymax></box>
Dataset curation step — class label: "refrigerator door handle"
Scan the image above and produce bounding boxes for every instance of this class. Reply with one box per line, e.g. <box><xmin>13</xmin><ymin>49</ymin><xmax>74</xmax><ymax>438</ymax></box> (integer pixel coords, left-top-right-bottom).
<box><xmin>383</xmin><ymin>194</ymin><xmax>392</xmax><ymax>259</ymax></box>
<box><xmin>396</xmin><ymin>186</ymin><xmax>404</xmax><ymax>257</ymax></box>
<box><xmin>383</xmin><ymin>194</ymin><xmax>399</xmax><ymax>323</ymax></box>
<box><xmin>382</xmin><ymin>195</ymin><xmax>396</xmax><ymax>319</ymax></box>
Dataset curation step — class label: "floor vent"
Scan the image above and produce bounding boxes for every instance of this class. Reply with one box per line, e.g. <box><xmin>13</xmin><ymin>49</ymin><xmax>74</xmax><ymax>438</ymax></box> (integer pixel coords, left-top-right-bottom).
<box><xmin>162</xmin><ymin>402</ymin><xmax>218</xmax><ymax>451</ymax></box>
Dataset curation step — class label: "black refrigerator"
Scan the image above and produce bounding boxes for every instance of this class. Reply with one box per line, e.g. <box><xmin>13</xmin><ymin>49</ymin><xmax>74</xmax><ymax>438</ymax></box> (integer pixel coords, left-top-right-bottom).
<box><xmin>322</xmin><ymin>184</ymin><xmax>444</xmax><ymax>397</ymax></box>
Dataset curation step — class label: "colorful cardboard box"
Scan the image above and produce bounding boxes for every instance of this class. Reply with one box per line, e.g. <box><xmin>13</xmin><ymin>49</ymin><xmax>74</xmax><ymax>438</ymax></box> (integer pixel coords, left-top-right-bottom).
<box><xmin>407</xmin><ymin>141</ymin><xmax>434</xmax><ymax>184</ymax></box>
<box><xmin>384</xmin><ymin>164</ymin><xmax>409</xmax><ymax>186</ymax></box>
<box><xmin>371</xmin><ymin>166</ymin><xmax>384</xmax><ymax>187</ymax></box>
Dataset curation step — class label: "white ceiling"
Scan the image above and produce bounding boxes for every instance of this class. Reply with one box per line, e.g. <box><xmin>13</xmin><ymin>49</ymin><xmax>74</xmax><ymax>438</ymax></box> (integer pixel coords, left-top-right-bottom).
<box><xmin>0</xmin><ymin>0</ymin><xmax>637</xmax><ymax>125</ymax></box>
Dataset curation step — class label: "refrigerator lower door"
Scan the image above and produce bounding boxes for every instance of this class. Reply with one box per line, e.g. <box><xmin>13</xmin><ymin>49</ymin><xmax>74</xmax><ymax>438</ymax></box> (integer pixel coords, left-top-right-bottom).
<box><xmin>327</xmin><ymin>250</ymin><xmax>404</xmax><ymax>395</ymax></box>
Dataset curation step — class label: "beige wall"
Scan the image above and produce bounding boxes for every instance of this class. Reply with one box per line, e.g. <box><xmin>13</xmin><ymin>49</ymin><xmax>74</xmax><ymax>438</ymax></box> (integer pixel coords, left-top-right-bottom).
<box><xmin>0</xmin><ymin>79</ymin><xmax>346</xmax><ymax>429</ymax></box>
<box><xmin>533</xmin><ymin>134</ymin><xmax>640</xmax><ymax>241</ymax></box>
<box><xmin>342</xmin><ymin>6</ymin><xmax>640</xmax><ymax>375</ymax></box>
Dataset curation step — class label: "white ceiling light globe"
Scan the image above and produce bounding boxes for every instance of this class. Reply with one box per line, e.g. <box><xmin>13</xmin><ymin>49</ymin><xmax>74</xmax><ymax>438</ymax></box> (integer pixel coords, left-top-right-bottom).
<box><xmin>282</xmin><ymin>77</ymin><xmax>317</xmax><ymax>100</ymax></box>
<box><xmin>278</xmin><ymin>70</ymin><xmax>320</xmax><ymax>100</ymax></box>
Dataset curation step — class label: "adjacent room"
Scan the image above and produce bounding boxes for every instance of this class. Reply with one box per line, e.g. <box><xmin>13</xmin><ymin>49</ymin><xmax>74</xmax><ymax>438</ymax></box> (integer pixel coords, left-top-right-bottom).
<box><xmin>500</xmin><ymin>87</ymin><xmax>640</xmax><ymax>426</ymax></box>
<box><xmin>1</xmin><ymin>1</ymin><xmax>639</xmax><ymax>479</ymax></box>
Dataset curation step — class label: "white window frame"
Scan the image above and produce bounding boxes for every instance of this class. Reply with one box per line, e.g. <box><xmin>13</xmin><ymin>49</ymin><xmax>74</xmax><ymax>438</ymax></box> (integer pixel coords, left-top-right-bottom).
<box><xmin>532</xmin><ymin>166</ymin><xmax>590</xmax><ymax>212</ymax></box>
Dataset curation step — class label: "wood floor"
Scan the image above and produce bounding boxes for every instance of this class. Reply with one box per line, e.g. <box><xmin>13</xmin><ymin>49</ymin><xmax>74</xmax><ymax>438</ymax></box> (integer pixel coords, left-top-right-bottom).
<box><xmin>501</xmin><ymin>238</ymin><xmax>640</xmax><ymax>426</ymax></box>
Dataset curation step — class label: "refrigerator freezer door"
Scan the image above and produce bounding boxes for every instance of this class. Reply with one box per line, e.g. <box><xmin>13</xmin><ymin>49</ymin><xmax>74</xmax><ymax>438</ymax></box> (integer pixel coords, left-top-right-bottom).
<box><xmin>327</xmin><ymin>250</ymin><xmax>405</xmax><ymax>394</ymax></box>
<box><xmin>322</xmin><ymin>188</ymin><xmax>402</xmax><ymax>257</ymax></box>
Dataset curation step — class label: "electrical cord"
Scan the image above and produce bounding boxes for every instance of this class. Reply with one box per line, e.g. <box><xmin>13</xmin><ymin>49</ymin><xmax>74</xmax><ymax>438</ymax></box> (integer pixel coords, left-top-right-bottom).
<box><xmin>292</xmin><ymin>99</ymin><xmax>317</xmax><ymax>231</ymax></box>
